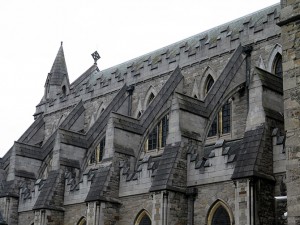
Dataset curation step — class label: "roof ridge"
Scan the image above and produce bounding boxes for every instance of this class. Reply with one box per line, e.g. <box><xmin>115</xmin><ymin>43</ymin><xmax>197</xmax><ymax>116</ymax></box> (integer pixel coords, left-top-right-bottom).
<box><xmin>99</xmin><ymin>3</ymin><xmax>280</xmax><ymax>73</ymax></box>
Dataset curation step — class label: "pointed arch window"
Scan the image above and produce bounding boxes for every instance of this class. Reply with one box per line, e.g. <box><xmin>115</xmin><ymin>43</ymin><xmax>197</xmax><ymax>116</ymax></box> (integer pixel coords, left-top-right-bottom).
<box><xmin>77</xmin><ymin>217</ymin><xmax>87</xmax><ymax>225</ymax></box>
<box><xmin>211</xmin><ymin>206</ymin><xmax>231</xmax><ymax>225</ymax></box>
<box><xmin>273</xmin><ymin>53</ymin><xmax>282</xmax><ymax>77</ymax></box>
<box><xmin>62</xmin><ymin>85</ymin><xmax>67</xmax><ymax>96</ymax></box>
<box><xmin>207</xmin><ymin>201</ymin><xmax>233</xmax><ymax>225</ymax></box>
<box><xmin>146</xmin><ymin>114</ymin><xmax>169</xmax><ymax>151</ymax></box>
<box><xmin>208</xmin><ymin>101</ymin><xmax>231</xmax><ymax>137</ymax></box>
<box><xmin>135</xmin><ymin>211</ymin><xmax>151</xmax><ymax>225</ymax></box>
<box><xmin>137</xmin><ymin>111</ymin><xmax>142</xmax><ymax>118</ymax></box>
<box><xmin>147</xmin><ymin>93</ymin><xmax>155</xmax><ymax>106</ymax></box>
<box><xmin>89</xmin><ymin>137</ymin><xmax>105</xmax><ymax>164</ymax></box>
<box><xmin>205</xmin><ymin>75</ymin><xmax>214</xmax><ymax>94</ymax></box>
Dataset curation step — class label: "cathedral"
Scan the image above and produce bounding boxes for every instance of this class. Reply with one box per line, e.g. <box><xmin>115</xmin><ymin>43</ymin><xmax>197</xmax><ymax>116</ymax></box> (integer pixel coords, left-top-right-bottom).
<box><xmin>1</xmin><ymin>1</ymin><xmax>300</xmax><ymax>225</ymax></box>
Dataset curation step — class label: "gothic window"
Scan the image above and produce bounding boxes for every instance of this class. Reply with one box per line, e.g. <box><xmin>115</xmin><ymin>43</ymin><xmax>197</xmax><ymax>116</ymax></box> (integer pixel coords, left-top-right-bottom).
<box><xmin>137</xmin><ymin>111</ymin><xmax>142</xmax><ymax>118</ymax></box>
<box><xmin>222</xmin><ymin>101</ymin><xmax>231</xmax><ymax>134</ymax></box>
<box><xmin>208</xmin><ymin>116</ymin><xmax>218</xmax><ymax>137</ymax></box>
<box><xmin>273</xmin><ymin>53</ymin><xmax>283</xmax><ymax>77</ymax></box>
<box><xmin>205</xmin><ymin>75</ymin><xmax>214</xmax><ymax>94</ymax></box>
<box><xmin>89</xmin><ymin>137</ymin><xmax>105</xmax><ymax>164</ymax></box>
<box><xmin>77</xmin><ymin>217</ymin><xmax>87</xmax><ymax>225</ymax></box>
<box><xmin>148</xmin><ymin>127</ymin><xmax>158</xmax><ymax>150</ymax></box>
<box><xmin>211</xmin><ymin>206</ymin><xmax>231</xmax><ymax>225</ymax></box>
<box><xmin>146</xmin><ymin>114</ymin><xmax>169</xmax><ymax>151</ymax></box>
<box><xmin>207</xmin><ymin>201</ymin><xmax>232</xmax><ymax>225</ymax></box>
<box><xmin>138</xmin><ymin>215</ymin><xmax>151</xmax><ymax>225</ymax></box>
<box><xmin>207</xmin><ymin>101</ymin><xmax>231</xmax><ymax>137</ymax></box>
<box><xmin>62</xmin><ymin>85</ymin><xmax>66</xmax><ymax>95</ymax></box>
<box><xmin>147</xmin><ymin>93</ymin><xmax>155</xmax><ymax>106</ymax></box>
<box><xmin>135</xmin><ymin>210</ymin><xmax>152</xmax><ymax>225</ymax></box>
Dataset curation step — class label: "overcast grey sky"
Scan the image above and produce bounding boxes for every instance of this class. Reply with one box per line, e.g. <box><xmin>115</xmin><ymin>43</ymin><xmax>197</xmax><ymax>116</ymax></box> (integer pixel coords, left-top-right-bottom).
<box><xmin>0</xmin><ymin>0</ymin><xmax>279</xmax><ymax>156</ymax></box>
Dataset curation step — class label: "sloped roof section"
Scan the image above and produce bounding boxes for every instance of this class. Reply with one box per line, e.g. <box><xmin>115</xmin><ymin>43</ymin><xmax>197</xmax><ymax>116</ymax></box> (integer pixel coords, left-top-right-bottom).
<box><xmin>232</xmin><ymin>124</ymin><xmax>274</xmax><ymax>180</ymax></box>
<box><xmin>150</xmin><ymin>143</ymin><xmax>181</xmax><ymax>192</ymax></box>
<box><xmin>85</xmin><ymin>165</ymin><xmax>111</xmax><ymax>202</ymax></box>
<box><xmin>255</xmin><ymin>67</ymin><xmax>283</xmax><ymax>94</ymax></box>
<box><xmin>49</xmin><ymin>43</ymin><xmax>69</xmax><ymax>86</ymax></box>
<box><xmin>33</xmin><ymin>170</ymin><xmax>64</xmax><ymax>211</ymax></box>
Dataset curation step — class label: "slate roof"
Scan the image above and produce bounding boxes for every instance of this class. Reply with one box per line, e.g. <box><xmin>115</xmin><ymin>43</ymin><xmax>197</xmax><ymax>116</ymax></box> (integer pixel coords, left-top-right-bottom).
<box><xmin>150</xmin><ymin>143</ymin><xmax>180</xmax><ymax>192</ymax></box>
<box><xmin>60</xmin><ymin>100</ymin><xmax>85</xmax><ymax>130</ymax></box>
<box><xmin>17</xmin><ymin>116</ymin><xmax>45</xmax><ymax>146</ymax></box>
<box><xmin>85</xmin><ymin>165</ymin><xmax>111</xmax><ymax>202</ymax></box>
<box><xmin>203</xmin><ymin>139</ymin><xmax>242</xmax><ymax>159</ymax></box>
<box><xmin>48</xmin><ymin>43</ymin><xmax>69</xmax><ymax>86</ymax></box>
<box><xmin>95</xmin><ymin>4</ymin><xmax>279</xmax><ymax>82</ymax></box>
<box><xmin>139</xmin><ymin>66</ymin><xmax>183</xmax><ymax>128</ymax></box>
<box><xmin>255</xmin><ymin>67</ymin><xmax>283</xmax><ymax>94</ymax></box>
<box><xmin>232</xmin><ymin>124</ymin><xmax>274</xmax><ymax>180</ymax></box>
<box><xmin>33</xmin><ymin>170</ymin><xmax>64</xmax><ymax>210</ymax></box>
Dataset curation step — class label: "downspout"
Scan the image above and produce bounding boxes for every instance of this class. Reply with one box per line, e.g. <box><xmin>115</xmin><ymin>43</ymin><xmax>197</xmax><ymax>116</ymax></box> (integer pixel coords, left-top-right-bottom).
<box><xmin>127</xmin><ymin>85</ymin><xmax>135</xmax><ymax>117</ymax></box>
<box><xmin>243</xmin><ymin>45</ymin><xmax>253</xmax><ymax>112</ymax></box>
<box><xmin>249</xmin><ymin>178</ymin><xmax>255</xmax><ymax>225</ymax></box>
<box><xmin>162</xmin><ymin>191</ymin><xmax>168</xmax><ymax>225</ymax></box>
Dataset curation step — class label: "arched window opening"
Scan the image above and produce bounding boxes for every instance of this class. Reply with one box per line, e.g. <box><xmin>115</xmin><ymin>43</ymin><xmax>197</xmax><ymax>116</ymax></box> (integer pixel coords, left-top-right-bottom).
<box><xmin>147</xmin><ymin>93</ymin><xmax>155</xmax><ymax>106</ymax></box>
<box><xmin>205</xmin><ymin>75</ymin><xmax>214</xmax><ymax>94</ymax></box>
<box><xmin>89</xmin><ymin>137</ymin><xmax>105</xmax><ymax>164</ymax></box>
<box><xmin>207</xmin><ymin>201</ymin><xmax>233</xmax><ymax>225</ymax></box>
<box><xmin>135</xmin><ymin>210</ymin><xmax>152</xmax><ymax>225</ymax></box>
<box><xmin>273</xmin><ymin>53</ymin><xmax>283</xmax><ymax>77</ymax></box>
<box><xmin>208</xmin><ymin>116</ymin><xmax>217</xmax><ymax>137</ymax></box>
<box><xmin>77</xmin><ymin>217</ymin><xmax>87</xmax><ymax>225</ymax></box>
<box><xmin>62</xmin><ymin>85</ymin><xmax>66</xmax><ymax>96</ymax></box>
<box><xmin>207</xmin><ymin>101</ymin><xmax>231</xmax><ymax>138</ymax></box>
<box><xmin>146</xmin><ymin>114</ymin><xmax>169</xmax><ymax>151</ymax></box>
<box><xmin>211</xmin><ymin>206</ymin><xmax>231</xmax><ymax>225</ymax></box>
<box><xmin>137</xmin><ymin>111</ymin><xmax>142</xmax><ymax>118</ymax></box>
<box><xmin>138</xmin><ymin>215</ymin><xmax>151</xmax><ymax>225</ymax></box>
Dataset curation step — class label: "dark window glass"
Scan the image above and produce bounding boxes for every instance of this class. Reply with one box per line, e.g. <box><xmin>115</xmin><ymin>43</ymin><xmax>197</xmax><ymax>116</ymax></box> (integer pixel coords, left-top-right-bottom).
<box><xmin>99</xmin><ymin>138</ymin><xmax>105</xmax><ymax>161</ymax></box>
<box><xmin>222</xmin><ymin>101</ymin><xmax>231</xmax><ymax>134</ymax></box>
<box><xmin>90</xmin><ymin>150</ymin><xmax>96</xmax><ymax>164</ymax></box>
<box><xmin>206</xmin><ymin>75</ymin><xmax>214</xmax><ymax>94</ymax></box>
<box><xmin>148</xmin><ymin>127</ymin><xmax>157</xmax><ymax>150</ymax></box>
<box><xmin>274</xmin><ymin>54</ymin><xmax>283</xmax><ymax>77</ymax></box>
<box><xmin>211</xmin><ymin>206</ymin><xmax>230</xmax><ymax>225</ymax></box>
<box><xmin>208</xmin><ymin>116</ymin><xmax>218</xmax><ymax>137</ymax></box>
<box><xmin>161</xmin><ymin>115</ymin><xmax>169</xmax><ymax>147</ymax></box>
<box><xmin>139</xmin><ymin>215</ymin><xmax>151</xmax><ymax>225</ymax></box>
<box><xmin>137</xmin><ymin>111</ymin><xmax>142</xmax><ymax>118</ymax></box>
<box><xmin>147</xmin><ymin>93</ymin><xmax>155</xmax><ymax>106</ymax></box>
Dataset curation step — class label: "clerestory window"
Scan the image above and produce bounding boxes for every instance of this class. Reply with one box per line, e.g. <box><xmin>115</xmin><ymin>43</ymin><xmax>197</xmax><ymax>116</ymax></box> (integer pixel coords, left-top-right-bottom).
<box><xmin>146</xmin><ymin>114</ymin><xmax>169</xmax><ymax>151</ymax></box>
<box><xmin>208</xmin><ymin>101</ymin><xmax>231</xmax><ymax>137</ymax></box>
<box><xmin>205</xmin><ymin>75</ymin><xmax>214</xmax><ymax>94</ymax></box>
<box><xmin>89</xmin><ymin>137</ymin><xmax>105</xmax><ymax>164</ymax></box>
<box><xmin>273</xmin><ymin>53</ymin><xmax>283</xmax><ymax>77</ymax></box>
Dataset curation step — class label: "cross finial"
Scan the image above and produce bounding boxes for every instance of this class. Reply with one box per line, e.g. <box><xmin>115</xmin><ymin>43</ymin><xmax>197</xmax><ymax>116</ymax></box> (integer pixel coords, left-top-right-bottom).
<box><xmin>91</xmin><ymin>51</ymin><xmax>101</xmax><ymax>65</ymax></box>
<box><xmin>61</xmin><ymin>41</ymin><xmax>63</xmax><ymax>46</ymax></box>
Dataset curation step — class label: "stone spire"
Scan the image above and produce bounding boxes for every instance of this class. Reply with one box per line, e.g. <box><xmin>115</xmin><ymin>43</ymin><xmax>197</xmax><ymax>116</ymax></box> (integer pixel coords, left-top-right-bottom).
<box><xmin>48</xmin><ymin>42</ymin><xmax>69</xmax><ymax>86</ymax></box>
<box><xmin>44</xmin><ymin>42</ymin><xmax>70</xmax><ymax>100</ymax></box>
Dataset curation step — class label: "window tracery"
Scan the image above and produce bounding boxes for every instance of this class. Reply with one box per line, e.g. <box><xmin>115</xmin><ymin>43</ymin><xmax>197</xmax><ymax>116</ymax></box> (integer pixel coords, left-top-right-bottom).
<box><xmin>146</xmin><ymin>114</ymin><xmax>169</xmax><ymax>151</ymax></box>
<box><xmin>273</xmin><ymin>53</ymin><xmax>283</xmax><ymax>77</ymax></box>
<box><xmin>206</xmin><ymin>75</ymin><xmax>214</xmax><ymax>94</ymax></box>
<box><xmin>89</xmin><ymin>137</ymin><xmax>105</xmax><ymax>164</ymax></box>
<box><xmin>135</xmin><ymin>210</ymin><xmax>151</xmax><ymax>225</ymax></box>
<box><xmin>208</xmin><ymin>101</ymin><xmax>231</xmax><ymax>137</ymax></box>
